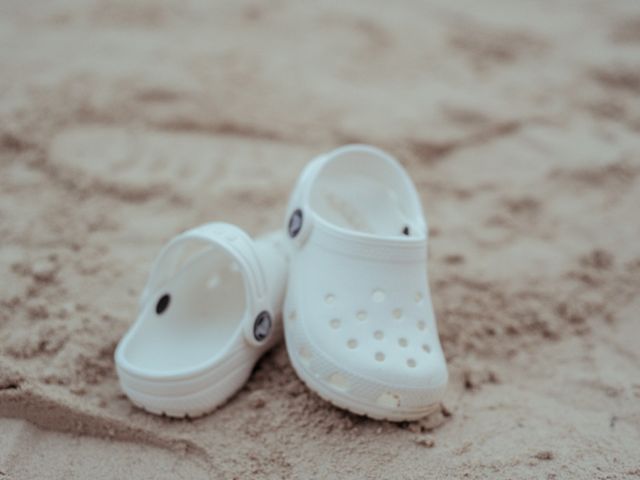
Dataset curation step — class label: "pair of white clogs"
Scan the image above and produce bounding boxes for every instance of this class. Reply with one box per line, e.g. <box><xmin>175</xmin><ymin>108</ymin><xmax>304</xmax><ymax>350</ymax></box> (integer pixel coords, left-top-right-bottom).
<box><xmin>115</xmin><ymin>145</ymin><xmax>448</xmax><ymax>421</ymax></box>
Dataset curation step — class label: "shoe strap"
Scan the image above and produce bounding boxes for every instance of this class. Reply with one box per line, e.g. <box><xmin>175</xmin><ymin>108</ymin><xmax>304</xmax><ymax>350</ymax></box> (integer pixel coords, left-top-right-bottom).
<box><xmin>140</xmin><ymin>223</ymin><xmax>273</xmax><ymax>348</ymax></box>
<box><xmin>284</xmin><ymin>145</ymin><xmax>428</xmax><ymax>261</ymax></box>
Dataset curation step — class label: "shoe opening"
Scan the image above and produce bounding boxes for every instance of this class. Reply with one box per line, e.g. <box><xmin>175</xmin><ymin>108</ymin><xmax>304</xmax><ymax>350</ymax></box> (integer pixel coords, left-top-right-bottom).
<box><xmin>121</xmin><ymin>240</ymin><xmax>247</xmax><ymax>374</ymax></box>
<box><xmin>309</xmin><ymin>146</ymin><xmax>423</xmax><ymax>238</ymax></box>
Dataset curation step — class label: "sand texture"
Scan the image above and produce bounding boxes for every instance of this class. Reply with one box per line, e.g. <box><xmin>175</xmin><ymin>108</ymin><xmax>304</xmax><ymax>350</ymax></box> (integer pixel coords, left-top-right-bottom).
<box><xmin>1</xmin><ymin>0</ymin><xmax>640</xmax><ymax>478</ymax></box>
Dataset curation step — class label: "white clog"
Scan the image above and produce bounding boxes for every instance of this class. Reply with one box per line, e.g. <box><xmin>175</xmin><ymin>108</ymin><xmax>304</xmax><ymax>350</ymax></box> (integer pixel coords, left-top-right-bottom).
<box><xmin>283</xmin><ymin>145</ymin><xmax>448</xmax><ymax>421</ymax></box>
<box><xmin>115</xmin><ymin>223</ymin><xmax>288</xmax><ymax>417</ymax></box>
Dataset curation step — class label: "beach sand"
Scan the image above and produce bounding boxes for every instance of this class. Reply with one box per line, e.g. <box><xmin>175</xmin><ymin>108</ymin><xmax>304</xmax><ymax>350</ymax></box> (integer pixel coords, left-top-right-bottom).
<box><xmin>1</xmin><ymin>0</ymin><xmax>639</xmax><ymax>478</ymax></box>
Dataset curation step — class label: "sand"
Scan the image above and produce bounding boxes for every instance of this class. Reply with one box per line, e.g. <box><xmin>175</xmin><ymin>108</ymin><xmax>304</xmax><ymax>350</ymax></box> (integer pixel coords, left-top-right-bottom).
<box><xmin>1</xmin><ymin>0</ymin><xmax>640</xmax><ymax>478</ymax></box>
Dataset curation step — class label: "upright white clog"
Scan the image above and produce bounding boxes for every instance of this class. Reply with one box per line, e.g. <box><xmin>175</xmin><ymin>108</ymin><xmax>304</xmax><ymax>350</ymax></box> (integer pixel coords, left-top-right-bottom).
<box><xmin>115</xmin><ymin>223</ymin><xmax>288</xmax><ymax>417</ymax></box>
<box><xmin>283</xmin><ymin>145</ymin><xmax>448</xmax><ymax>421</ymax></box>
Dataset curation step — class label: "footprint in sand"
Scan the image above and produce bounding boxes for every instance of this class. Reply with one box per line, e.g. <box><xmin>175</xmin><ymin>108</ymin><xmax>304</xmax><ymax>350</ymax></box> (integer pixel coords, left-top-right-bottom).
<box><xmin>48</xmin><ymin>125</ymin><xmax>310</xmax><ymax>202</ymax></box>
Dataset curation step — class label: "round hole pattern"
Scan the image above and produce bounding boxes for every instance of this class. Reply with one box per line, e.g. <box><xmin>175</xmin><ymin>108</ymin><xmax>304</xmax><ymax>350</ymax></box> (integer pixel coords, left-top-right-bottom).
<box><xmin>374</xmin><ymin>330</ymin><xmax>384</xmax><ymax>340</ymax></box>
<box><xmin>417</xmin><ymin>320</ymin><xmax>426</xmax><ymax>331</ymax></box>
<box><xmin>393</xmin><ymin>308</ymin><xmax>403</xmax><ymax>319</ymax></box>
<box><xmin>207</xmin><ymin>275</ymin><xmax>220</xmax><ymax>289</ymax></box>
<box><xmin>415</xmin><ymin>292</ymin><xmax>424</xmax><ymax>303</ymax></box>
<box><xmin>298</xmin><ymin>345</ymin><xmax>313</xmax><ymax>367</ymax></box>
<box><xmin>407</xmin><ymin>358</ymin><xmax>416</xmax><ymax>368</ymax></box>
<box><xmin>347</xmin><ymin>339</ymin><xmax>358</xmax><ymax>349</ymax></box>
<box><xmin>377</xmin><ymin>392</ymin><xmax>400</xmax><ymax>408</ymax></box>
<box><xmin>328</xmin><ymin>372</ymin><xmax>349</xmax><ymax>390</ymax></box>
<box><xmin>288</xmin><ymin>310</ymin><xmax>297</xmax><ymax>322</ymax></box>
<box><xmin>299</xmin><ymin>345</ymin><xmax>312</xmax><ymax>360</ymax></box>
<box><xmin>422</xmin><ymin>344</ymin><xmax>431</xmax><ymax>353</ymax></box>
<box><xmin>325</xmin><ymin>294</ymin><xmax>335</xmax><ymax>305</ymax></box>
<box><xmin>375</xmin><ymin>352</ymin><xmax>385</xmax><ymax>362</ymax></box>
<box><xmin>330</xmin><ymin>318</ymin><xmax>341</xmax><ymax>329</ymax></box>
<box><xmin>156</xmin><ymin>294</ymin><xmax>170</xmax><ymax>315</ymax></box>
<box><xmin>398</xmin><ymin>338</ymin><xmax>408</xmax><ymax>347</ymax></box>
<box><xmin>356</xmin><ymin>310</ymin><xmax>368</xmax><ymax>321</ymax></box>
<box><xmin>372</xmin><ymin>289</ymin><xmax>386</xmax><ymax>303</ymax></box>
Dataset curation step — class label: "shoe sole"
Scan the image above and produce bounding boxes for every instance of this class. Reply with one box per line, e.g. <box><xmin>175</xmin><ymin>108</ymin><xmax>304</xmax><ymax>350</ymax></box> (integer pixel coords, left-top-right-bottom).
<box><xmin>286</xmin><ymin>341</ymin><xmax>441</xmax><ymax>422</ymax></box>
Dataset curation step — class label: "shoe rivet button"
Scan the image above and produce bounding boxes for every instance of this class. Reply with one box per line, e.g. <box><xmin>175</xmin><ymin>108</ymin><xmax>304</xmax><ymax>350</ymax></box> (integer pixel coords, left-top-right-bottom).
<box><xmin>253</xmin><ymin>311</ymin><xmax>272</xmax><ymax>342</ymax></box>
<box><xmin>288</xmin><ymin>209</ymin><xmax>303</xmax><ymax>238</ymax></box>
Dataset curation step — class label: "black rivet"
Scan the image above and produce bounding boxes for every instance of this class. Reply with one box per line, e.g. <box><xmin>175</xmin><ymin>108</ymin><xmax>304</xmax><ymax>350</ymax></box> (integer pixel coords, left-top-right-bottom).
<box><xmin>253</xmin><ymin>311</ymin><xmax>272</xmax><ymax>342</ymax></box>
<box><xmin>156</xmin><ymin>294</ymin><xmax>170</xmax><ymax>315</ymax></box>
<box><xmin>402</xmin><ymin>226</ymin><xmax>410</xmax><ymax>236</ymax></box>
<box><xmin>288</xmin><ymin>209</ymin><xmax>303</xmax><ymax>238</ymax></box>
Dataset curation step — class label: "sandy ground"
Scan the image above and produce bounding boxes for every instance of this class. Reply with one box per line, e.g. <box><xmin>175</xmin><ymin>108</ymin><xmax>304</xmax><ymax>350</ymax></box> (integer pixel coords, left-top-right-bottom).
<box><xmin>1</xmin><ymin>0</ymin><xmax>640</xmax><ymax>478</ymax></box>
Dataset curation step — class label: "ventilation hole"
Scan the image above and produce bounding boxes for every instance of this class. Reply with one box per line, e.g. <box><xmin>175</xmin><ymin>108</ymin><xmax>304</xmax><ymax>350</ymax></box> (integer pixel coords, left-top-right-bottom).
<box><xmin>372</xmin><ymin>289</ymin><xmax>386</xmax><ymax>303</ymax></box>
<box><xmin>417</xmin><ymin>320</ymin><xmax>426</xmax><ymax>331</ymax></box>
<box><xmin>422</xmin><ymin>344</ymin><xmax>431</xmax><ymax>353</ymax></box>
<box><xmin>375</xmin><ymin>352</ymin><xmax>385</xmax><ymax>362</ymax></box>
<box><xmin>207</xmin><ymin>275</ymin><xmax>220</xmax><ymax>289</ymax></box>
<box><xmin>376</xmin><ymin>392</ymin><xmax>400</xmax><ymax>408</ymax></box>
<box><xmin>356</xmin><ymin>310</ymin><xmax>368</xmax><ymax>321</ymax></box>
<box><xmin>325</xmin><ymin>294</ymin><xmax>335</xmax><ymax>305</ymax></box>
<box><xmin>398</xmin><ymin>338</ymin><xmax>408</xmax><ymax>347</ymax></box>
<box><xmin>347</xmin><ymin>339</ymin><xmax>358</xmax><ymax>349</ymax></box>
<box><xmin>288</xmin><ymin>310</ymin><xmax>297</xmax><ymax>322</ymax></box>
<box><xmin>415</xmin><ymin>292</ymin><xmax>424</xmax><ymax>303</ymax></box>
<box><xmin>330</xmin><ymin>318</ymin><xmax>341</xmax><ymax>329</ymax></box>
<box><xmin>155</xmin><ymin>294</ymin><xmax>170</xmax><ymax>315</ymax></box>
<box><xmin>407</xmin><ymin>358</ymin><xmax>417</xmax><ymax>368</ymax></box>
<box><xmin>374</xmin><ymin>330</ymin><xmax>384</xmax><ymax>340</ymax></box>
<box><xmin>300</xmin><ymin>346</ymin><xmax>312</xmax><ymax>358</ymax></box>
<box><xmin>392</xmin><ymin>308</ymin><xmax>403</xmax><ymax>319</ymax></box>
<box><xmin>328</xmin><ymin>372</ymin><xmax>349</xmax><ymax>390</ymax></box>
<box><xmin>298</xmin><ymin>345</ymin><xmax>313</xmax><ymax>366</ymax></box>
<box><xmin>402</xmin><ymin>226</ymin><xmax>410</xmax><ymax>236</ymax></box>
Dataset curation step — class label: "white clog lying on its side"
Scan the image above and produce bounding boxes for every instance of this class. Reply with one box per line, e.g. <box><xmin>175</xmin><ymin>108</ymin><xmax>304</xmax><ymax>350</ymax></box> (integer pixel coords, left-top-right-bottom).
<box><xmin>283</xmin><ymin>145</ymin><xmax>448</xmax><ymax>421</ymax></box>
<box><xmin>115</xmin><ymin>223</ymin><xmax>288</xmax><ymax>417</ymax></box>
